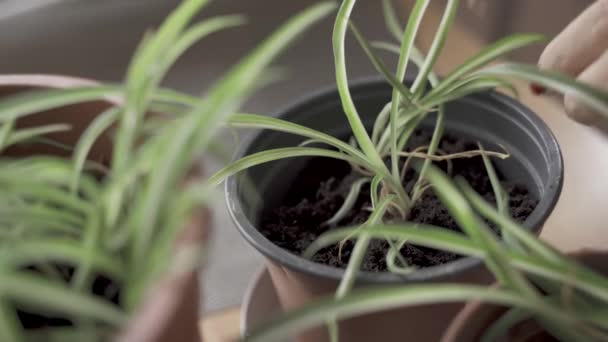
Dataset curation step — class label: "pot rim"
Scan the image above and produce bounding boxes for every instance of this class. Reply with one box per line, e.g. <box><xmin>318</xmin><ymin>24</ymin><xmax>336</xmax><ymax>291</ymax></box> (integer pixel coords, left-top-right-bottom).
<box><xmin>0</xmin><ymin>74</ymin><xmax>97</xmax><ymax>88</ymax></box>
<box><xmin>226</xmin><ymin>77</ymin><xmax>564</xmax><ymax>284</ymax></box>
<box><xmin>0</xmin><ymin>73</ymin><xmax>122</xmax><ymax>104</ymax></box>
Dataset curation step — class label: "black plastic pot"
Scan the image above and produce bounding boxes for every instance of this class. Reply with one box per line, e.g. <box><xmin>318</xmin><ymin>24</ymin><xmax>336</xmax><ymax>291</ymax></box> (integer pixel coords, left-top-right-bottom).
<box><xmin>226</xmin><ymin>79</ymin><xmax>563</xmax><ymax>341</ymax></box>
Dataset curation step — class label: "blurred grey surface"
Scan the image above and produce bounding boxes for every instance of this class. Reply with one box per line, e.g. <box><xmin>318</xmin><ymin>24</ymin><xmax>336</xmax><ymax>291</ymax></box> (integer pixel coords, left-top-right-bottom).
<box><xmin>0</xmin><ymin>0</ymin><xmax>394</xmax><ymax>312</ymax></box>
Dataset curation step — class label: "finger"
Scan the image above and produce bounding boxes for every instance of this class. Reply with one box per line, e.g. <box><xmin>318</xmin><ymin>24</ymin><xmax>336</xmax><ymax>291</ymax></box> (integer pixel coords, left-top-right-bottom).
<box><xmin>564</xmin><ymin>51</ymin><xmax>608</xmax><ymax>126</ymax></box>
<box><xmin>539</xmin><ymin>0</ymin><xmax>608</xmax><ymax>76</ymax></box>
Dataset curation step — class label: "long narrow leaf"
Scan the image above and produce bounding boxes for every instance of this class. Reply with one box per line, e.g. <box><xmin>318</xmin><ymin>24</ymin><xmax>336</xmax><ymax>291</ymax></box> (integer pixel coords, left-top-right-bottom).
<box><xmin>1</xmin><ymin>273</ymin><xmax>125</xmax><ymax>327</ymax></box>
<box><xmin>208</xmin><ymin>147</ymin><xmax>360</xmax><ymax>187</ymax></box>
<box><xmin>71</xmin><ymin>107</ymin><xmax>120</xmax><ymax>193</ymax></box>
<box><xmin>411</xmin><ymin>0</ymin><xmax>459</xmax><ymax>97</ymax></box>
<box><xmin>382</xmin><ymin>0</ymin><xmax>403</xmax><ymax>42</ymax></box>
<box><xmin>1</xmin><ymin>240</ymin><xmax>123</xmax><ymax>278</ymax></box>
<box><xmin>302</xmin><ymin>224</ymin><xmax>608</xmax><ymax>303</ymax></box>
<box><xmin>333</xmin><ymin>0</ymin><xmax>385</xmax><ymax>168</ymax></box>
<box><xmin>228</xmin><ymin>113</ymin><xmax>368</xmax><ymax>163</ymax></box>
<box><xmin>244</xmin><ymin>285</ymin><xmax>574</xmax><ymax>342</ymax></box>
<box><xmin>388</xmin><ymin>0</ymin><xmax>430</xmax><ymax>179</ymax></box>
<box><xmin>129</xmin><ymin>2</ymin><xmax>337</xmax><ymax>267</ymax></box>
<box><xmin>158</xmin><ymin>15</ymin><xmax>246</xmax><ymax>78</ymax></box>
<box><xmin>430</xmin><ymin>34</ymin><xmax>545</xmax><ymax>95</ymax></box>
<box><xmin>324</xmin><ymin>177</ymin><xmax>370</xmax><ymax>226</ymax></box>
<box><xmin>0</xmin><ymin>120</ymin><xmax>14</xmax><ymax>150</ymax></box>
<box><xmin>372</xmin><ymin>41</ymin><xmax>439</xmax><ymax>85</ymax></box>
<box><xmin>330</xmin><ymin>195</ymin><xmax>396</xmax><ymax>342</ymax></box>
<box><xmin>478</xmin><ymin>62</ymin><xmax>608</xmax><ymax>119</ymax></box>
<box><xmin>421</xmin><ymin>163</ymin><xmax>539</xmax><ymax>295</ymax></box>
<box><xmin>372</xmin><ymin>102</ymin><xmax>391</xmax><ymax>145</ymax></box>
<box><xmin>0</xmin><ymin>299</ymin><xmax>23</xmax><ymax>342</ymax></box>
<box><xmin>6</xmin><ymin>124</ymin><xmax>71</xmax><ymax>147</ymax></box>
<box><xmin>411</xmin><ymin>106</ymin><xmax>444</xmax><ymax>200</ymax></box>
<box><xmin>348</xmin><ymin>23</ymin><xmax>414</xmax><ymax>104</ymax></box>
<box><xmin>456</xmin><ymin>178</ymin><xmax>564</xmax><ymax>264</ymax></box>
<box><xmin>117</xmin><ymin>0</ymin><xmax>212</xmax><ymax>172</ymax></box>
<box><xmin>0</xmin><ymin>86</ymin><xmax>119</xmax><ymax>123</ymax></box>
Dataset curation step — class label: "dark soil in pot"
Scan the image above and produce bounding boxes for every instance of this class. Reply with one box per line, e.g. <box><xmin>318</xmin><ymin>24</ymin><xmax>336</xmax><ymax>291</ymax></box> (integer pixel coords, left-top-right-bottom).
<box><xmin>260</xmin><ymin>128</ymin><xmax>537</xmax><ymax>271</ymax></box>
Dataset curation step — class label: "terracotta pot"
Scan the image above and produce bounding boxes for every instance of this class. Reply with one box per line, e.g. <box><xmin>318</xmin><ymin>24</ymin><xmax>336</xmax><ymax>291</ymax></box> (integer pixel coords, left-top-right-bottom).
<box><xmin>227</xmin><ymin>79</ymin><xmax>563</xmax><ymax>341</ymax></box>
<box><xmin>0</xmin><ymin>74</ymin><xmax>206</xmax><ymax>342</ymax></box>
<box><xmin>441</xmin><ymin>250</ymin><xmax>608</xmax><ymax>342</ymax></box>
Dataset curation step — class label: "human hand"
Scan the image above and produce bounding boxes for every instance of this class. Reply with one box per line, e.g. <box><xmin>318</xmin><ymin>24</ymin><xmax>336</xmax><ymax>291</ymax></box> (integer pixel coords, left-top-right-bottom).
<box><xmin>538</xmin><ymin>0</ymin><xmax>608</xmax><ymax>128</ymax></box>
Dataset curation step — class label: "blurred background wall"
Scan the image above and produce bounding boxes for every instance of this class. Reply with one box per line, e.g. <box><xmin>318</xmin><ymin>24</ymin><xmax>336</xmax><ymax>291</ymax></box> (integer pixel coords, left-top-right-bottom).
<box><xmin>452</xmin><ymin>0</ymin><xmax>593</xmax><ymax>62</ymax></box>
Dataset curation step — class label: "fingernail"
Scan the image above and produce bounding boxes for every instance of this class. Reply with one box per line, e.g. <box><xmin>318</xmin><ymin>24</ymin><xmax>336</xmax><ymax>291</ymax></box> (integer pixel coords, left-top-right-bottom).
<box><xmin>530</xmin><ymin>83</ymin><xmax>546</xmax><ymax>95</ymax></box>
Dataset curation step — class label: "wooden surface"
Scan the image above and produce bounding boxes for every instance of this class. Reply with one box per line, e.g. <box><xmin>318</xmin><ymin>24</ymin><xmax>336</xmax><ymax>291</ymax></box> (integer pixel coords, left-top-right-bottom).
<box><xmin>200</xmin><ymin>307</ymin><xmax>240</xmax><ymax>342</ymax></box>
<box><xmin>201</xmin><ymin>6</ymin><xmax>608</xmax><ymax>341</ymax></box>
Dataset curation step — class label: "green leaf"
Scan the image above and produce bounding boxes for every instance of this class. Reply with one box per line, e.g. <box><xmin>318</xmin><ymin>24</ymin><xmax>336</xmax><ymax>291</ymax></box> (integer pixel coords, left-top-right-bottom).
<box><xmin>333</xmin><ymin>0</ymin><xmax>386</xmax><ymax>169</ymax></box>
<box><xmin>385</xmin><ymin>237</ymin><xmax>413</xmax><ymax>275</ymax></box>
<box><xmin>5</xmin><ymin>124</ymin><xmax>71</xmax><ymax>147</ymax></box>
<box><xmin>430</xmin><ymin>34</ymin><xmax>545</xmax><ymax>96</ymax></box>
<box><xmin>382</xmin><ymin>0</ymin><xmax>403</xmax><ymax>42</ymax></box>
<box><xmin>228</xmin><ymin>113</ymin><xmax>368</xmax><ymax>162</ymax></box>
<box><xmin>0</xmin><ymin>239</ymin><xmax>123</xmax><ymax>278</ymax></box>
<box><xmin>1</xmin><ymin>157</ymin><xmax>101</xmax><ymax>200</ymax></box>
<box><xmin>349</xmin><ymin>23</ymin><xmax>415</xmax><ymax>104</ymax></box>
<box><xmin>0</xmin><ymin>179</ymin><xmax>92</xmax><ymax>215</ymax></box>
<box><xmin>0</xmin><ymin>299</ymin><xmax>24</xmax><ymax>342</ymax></box>
<box><xmin>376</xmin><ymin>111</ymin><xmax>419</xmax><ymax>154</ymax></box>
<box><xmin>303</xmin><ymin>223</ymin><xmax>608</xmax><ymax>303</ymax></box>
<box><xmin>370</xmin><ymin>174</ymin><xmax>383</xmax><ymax>209</ymax></box>
<box><xmin>371</xmin><ymin>102</ymin><xmax>391</xmax><ymax>145</ymax></box>
<box><xmin>420</xmin><ymin>76</ymin><xmax>517</xmax><ymax>112</ymax></box>
<box><xmin>129</xmin><ymin>1</ymin><xmax>337</xmax><ymax>268</ymax></box>
<box><xmin>387</xmin><ymin>0</ymin><xmax>430</xmax><ymax>179</ymax></box>
<box><xmin>478</xmin><ymin>62</ymin><xmax>608</xmax><ymax>119</ymax></box>
<box><xmin>477</xmin><ymin>143</ymin><xmax>521</xmax><ymax>250</ymax></box>
<box><xmin>154</xmin><ymin>87</ymin><xmax>199</xmax><ymax>107</ymax></box>
<box><xmin>303</xmin><ymin>224</ymin><xmax>477</xmax><ymax>259</ymax></box>
<box><xmin>71</xmin><ymin>213</ymin><xmax>104</xmax><ymax>291</ymax></box>
<box><xmin>430</xmin><ymin>73</ymin><xmax>519</xmax><ymax>101</ymax></box>
<box><xmin>482</xmin><ymin>307</ymin><xmax>530</xmax><ymax>342</ymax></box>
<box><xmin>158</xmin><ymin>15</ymin><xmax>246</xmax><ymax>78</ymax></box>
<box><xmin>324</xmin><ymin>177</ymin><xmax>370</xmax><ymax>226</ymax></box>
<box><xmin>371</xmin><ymin>41</ymin><xmax>439</xmax><ymax>86</ymax></box>
<box><xmin>208</xmin><ymin>147</ymin><xmax>360</xmax><ymax>187</ymax></box>
<box><xmin>421</xmin><ymin>163</ymin><xmax>539</xmax><ymax>295</ymax></box>
<box><xmin>0</xmin><ymin>205</ymin><xmax>83</xmax><ymax>236</ymax></box>
<box><xmin>456</xmin><ymin>178</ymin><xmax>564</xmax><ymax>263</ymax></box>
<box><xmin>411</xmin><ymin>0</ymin><xmax>458</xmax><ymax>97</ymax></box>
<box><xmin>114</xmin><ymin>0</ymin><xmax>225</xmax><ymax>175</ymax></box>
<box><xmin>0</xmin><ymin>86</ymin><xmax>119</xmax><ymax>123</ymax></box>
<box><xmin>329</xmin><ymin>195</ymin><xmax>396</xmax><ymax>342</ymax></box>
<box><xmin>1</xmin><ymin>273</ymin><xmax>125</xmax><ymax>327</ymax></box>
<box><xmin>71</xmin><ymin>107</ymin><xmax>119</xmax><ymax>193</ymax></box>
<box><xmin>0</xmin><ymin>120</ymin><xmax>15</xmax><ymax>151</ymax></box>
<box><xmin>244</xmin><ymin>284</ymin><xmax>574</xmax><ymax>342</ymax></box>
<box><xmin>411</xmin><ymin>105</ymin><xmax>444</xmax><ymax>200</ymax></box>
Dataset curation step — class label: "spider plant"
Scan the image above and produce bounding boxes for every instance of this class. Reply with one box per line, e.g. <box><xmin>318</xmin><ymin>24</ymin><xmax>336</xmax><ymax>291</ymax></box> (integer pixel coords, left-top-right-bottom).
<box><xmin>203</xmin><ymin>0</ymin><xmax>608</xmax><ymax>341</ymax></box>
<box><xmin>0</xmin><ymin>0</ymin><xmax>335</xmax><ymax>340</ymax></box>
<box><xmin>234</xmin><ymin>66</ymin><xmax>608</xmax><ymax>342</ymax></box>
<box><xmin>212</xmin><ymin>0</ymin><xmax>608</xmax><ymax>339</ymax></box>
<box><xmin>241</xmin><ymin>87</ymin><xmax>608</xmax><ymax>340</ymax></box>
<box><xmin>205</xmin><ymin>0</ymin><xmax>543</xmax><ymax>338</ymax></box>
